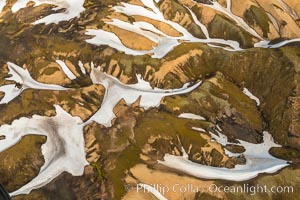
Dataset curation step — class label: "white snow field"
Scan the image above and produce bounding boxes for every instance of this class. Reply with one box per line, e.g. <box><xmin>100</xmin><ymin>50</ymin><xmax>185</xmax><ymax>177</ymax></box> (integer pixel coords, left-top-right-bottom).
<box><xmin>159</xmin><ymin>130</ymin><xmax>288</xmax><ymax>182</ymax></box>
<box><xmin>0</xmin><ymin>61</ymin><xmax>201</xmax><ymax>196</ymax></box>
<box><xmin>88</xmin><ymin>64</ymin><xmax>202</xmax><ymax>127</ymax></box>
<box><xmin>0</xmin><ymin>60</ymin><xmax>290</xmax><ymax>197</ymax></box>
<box><xmin>0</xmin><ymin>0</ymin><xmax>297</xmax><ymax>198</ymax></box>
<box><xmin>85</xmin><ymin>0</ymin><xmax>300</xmax><ymax>58</ymax></box>
<box><xmin>9</xmin><ymin>0</ymin><xmax>85</xmax><ymax>24</ymax></box>
<box><xmin>243</xmin><ymin>88</ymin><xmax>261</xmax><ymax>106</ymax></box>
<box><xmin>178</xmin><ymin>113</ymin><xmax>206</xmax><ymax>121</ymax></box>
<box><xmin>0</xmin><ymin>105</ymin><xmax>88</xmax><ymax>196</ymax></box>
<box><xmin>0</xmin><ymin>62</ymin><xmax>68</xmax><ymax>104</ymax></box>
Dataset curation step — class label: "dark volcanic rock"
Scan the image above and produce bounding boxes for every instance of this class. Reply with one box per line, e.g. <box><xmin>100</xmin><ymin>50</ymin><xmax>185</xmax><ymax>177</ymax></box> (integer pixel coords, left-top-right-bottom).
<box><xmin>194</xmin><ymin>0</ymin><xmax>213</xmax><ymax>5</ymax></box>
<box><xmin>210</xmin><ymin>148</ymin><xmax>224</xmax><ymax>167</ymax></box>
<box><xmin>219</xmin><ymin>118</ymin><xmax>263</xmax><ymax>144</ymax></box>
<box><xmin>225</xmin><ymin>144</ymin><xmax>246</xmax><ymax>154</ymax></box>
<box><xmin>225</xmin><ymin>154</ymin><xmax>246</xmax><ymax>169</ymax></box>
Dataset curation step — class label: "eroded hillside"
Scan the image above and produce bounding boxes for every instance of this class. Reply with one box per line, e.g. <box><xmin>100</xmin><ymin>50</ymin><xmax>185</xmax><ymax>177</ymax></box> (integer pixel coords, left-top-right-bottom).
<box><xmin>0</xmin><ymin>0</ymin><xmax>299</xmax><ymax>200</ymax></box>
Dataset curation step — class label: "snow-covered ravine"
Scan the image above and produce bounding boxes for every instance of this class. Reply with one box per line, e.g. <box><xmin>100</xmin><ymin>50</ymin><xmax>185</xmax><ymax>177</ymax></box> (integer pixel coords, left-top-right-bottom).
<box><xmin>2</xmin><ymin>0</ymin><xmax>300</xmax><ymax>55</ymax></box>
<box><xmin>190</xmin><ymin>0</ymin><xmax>300</xmax><ymax>49</ymax></box>
<box><xmin>0</xmin><ymin>60</ymin><xmax>202</xmax><ymax>127</ymax></box>
<box><xmin>0</xmin><ymin>1</ymin><xmax>296</xmax><ymax>198</ymax></box>
<box><xmin>56</xmin><ymin>60</ymin><xmax>77</xmax><ymax>80</ymax></box>
<box><xmin>4</xmin><ymin>0</ymin><xmax>85</xmax><ymax>24</ymax></box>
<box><xmin>0</xmin><ymin>62</ymin><xmax>68</xmax><ymax>104</ymax></box>
<box><xmin>85</xmin><ymin>0</ymin><xmax>300</xmax><ymax>58</ymax></box>
<box><xmin>0</xmin><ymin>60</ymin><xmax>290</xmax><ymax>195</ymax></box>
<box><xmin>277</xmin><ymin>0</ymin><xmax>299</xmax><ymax>20</ymax></box>
<box><xmin>201</xmin><ymin>0</ymin><xmax>262</xmax><ymax>39</ymax></box>
<box><xmin>85</xmin><ymin>0</ymin><xmax>242</xmax><ymax>59</ymax></box>
<box><xmin>0</xmin><ymin>105</ymin><xmax>88</xmax><ymax>196</ymax></box>
<box><xmin>159</xmin><ymin>127</ymin><xmax>289</xmax><ymax>181</ymax></box>
<box><xmin>243</xmin><ymin>88</ymin><xmax>260</xmax><ymax>106</ymax></box>
<box><xmin>178</xmin><ymin>113</ymin><xmax>206</xmax><ymax>121</ymax></box>
<box><xmin>0</xmin><ymin>60</ymin><xmax>202</xmax><ymax>196</ymax></box>
<box><xmin>87</xmin><ymin>64</ymin><xmax>202</xmax><ymax>127</ymax></box>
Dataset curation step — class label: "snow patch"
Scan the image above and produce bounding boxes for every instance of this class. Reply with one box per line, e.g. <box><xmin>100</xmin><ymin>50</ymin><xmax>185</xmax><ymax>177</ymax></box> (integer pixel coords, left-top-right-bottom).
<box><xmin>199</xmin><ymin>0</ymin><xmax>262</xmax><ymax>39</ymax></box>
<box><xmin>192</xmin><ymin>127</ymin><xmax>206</xmax><ymax>133</ymax></box>
<box><xmin>87</xmin><ymin>65</ymin><xmax>202</xmax><ymax>127</ymax></box>
<box><xmin>243</xmin><ymin>88</ymin><xmax>260</xmax><ymax>106</ymax></box>
<box><xmin>267</xmin><ymin>13</ymin><xmax>280</xmax><ymax>33</ymax></box>
<box><xmin>85</xmin><ymin>0</ymin><xmax>300</xmax><ymax>57</ymax></box>
<box><xmin>159</xmin><ymin>131</ymin><xmax>288</xmax><ymax>181</ymax></box>
<box><xmin>85</xmin><ymin>0</ymin><xmax>242</xmax><ymax>58</ymax></box>
<box><xmin>56</xmin><ymin>60</ymin><xmax>77</xmax><ymax>80</ymax></box>
<box><xmin>78</xmin><ymin>61</ymin><xmax>86</xmax><ymax>75</ymax></box>
<box><xmin>0</xmin><ymin>62</ymin><xmax>67</xmax><ymax>104</ymax></box>
<box><xmin>0</xmin><ymin>105</ymin><xmax>88</xmax><ymax>196</ymax></box>
<box><xmin>11</xmin><ymin>0</ymin><xmax>85</xmax><ymax>24</ymax></box>
<box><xmin>178</xmin><ymin>113</ymin><xmax>206</xmax><ymax>121</ymax></box>
<box><xmin>255</xmin><ymin>38</ymin><xmax>300</xmax><ymax>48</ymax></box>
<box><xmin>277</xmin><ymin>0</ymin><xmax>299</xmax><ymax>20</ymax></box>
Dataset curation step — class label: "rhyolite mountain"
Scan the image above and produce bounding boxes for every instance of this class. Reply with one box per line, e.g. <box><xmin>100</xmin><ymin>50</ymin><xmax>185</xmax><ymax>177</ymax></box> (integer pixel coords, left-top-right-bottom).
<box><xmin>0</xmin><ymin>0</ymin><xmax>299</xmax><ymax>199</ymax></box>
